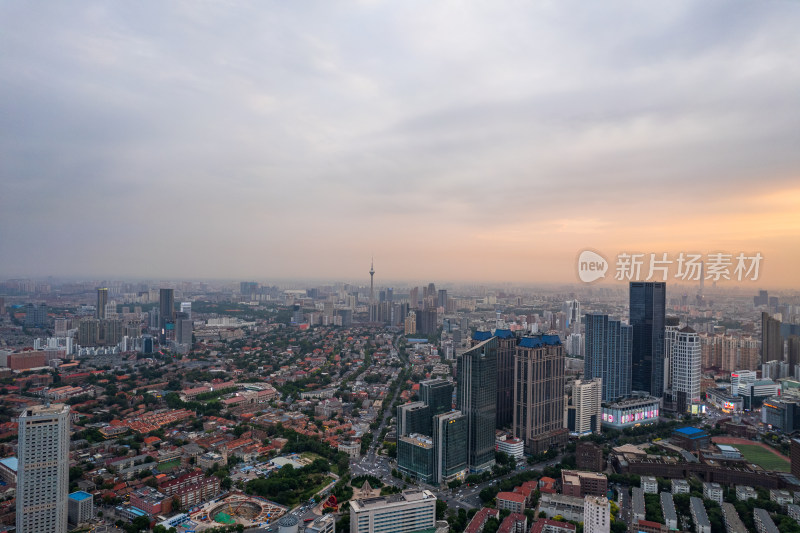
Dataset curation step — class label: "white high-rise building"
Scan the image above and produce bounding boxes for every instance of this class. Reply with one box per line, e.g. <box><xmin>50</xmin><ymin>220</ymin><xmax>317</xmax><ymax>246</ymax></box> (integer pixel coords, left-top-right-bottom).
<box><xmin>584</xmin><ymin>495</ymin><xmax>610</xmax><ymax>533</ymax></box>
<box><xmin>180</xmin><ymin>301</ymin><xmax>192</xmax><ymax>319</ymax></box>
<box><xmin>566</xmin><ymin>333</ymin><xmax>583</xmax><ymax>357</ymax></box>
<box><xmin>17</xmin><ymin>403</ymin><xmax>70</xmax><ymax>533</ymax></box>
<box><xmin>664</xmin><ymin>322</ymin><xmax>679</xmax><ymax>393</ymax></box>
<box><xmin>565</xmin><ymin>378</ymin><xmax>602</xmax><ymax>435</ymax></box>
<box><xmin>672</xmin><ymin>327</ymin><xmax>702</xmax><ymax>413</ymax></box>
<box><xmin>563</xmin><ymin>300</ymin><xmax>581</xmax><ymax>332</ymax></box>
<box><xmin>349</xmin><ymin>489</ymin><xmax>436</xmax><ymax>533</ymax></box>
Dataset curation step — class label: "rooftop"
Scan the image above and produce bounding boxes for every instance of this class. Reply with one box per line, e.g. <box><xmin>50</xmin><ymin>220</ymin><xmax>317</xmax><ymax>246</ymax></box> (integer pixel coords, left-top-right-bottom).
<box><xmin>0</xmin><ymin>457</ymin><xmax>17</xmax><ymax>472</ymax></box>
<box><xmin>674</xmin><ymin>426</ymin><xmax>705</xmax><ymax>436</ymax></box>
<box><xmin>69</xmin><ymin>491</ymin><xmax>92</xmax><ymax>502</ymax></box>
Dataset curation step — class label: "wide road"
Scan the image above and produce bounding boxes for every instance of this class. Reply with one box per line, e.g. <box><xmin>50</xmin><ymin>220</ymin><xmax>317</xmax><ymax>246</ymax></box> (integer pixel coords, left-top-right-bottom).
<box><xmin>430</xmin><ymin>456</ymin><xmax>563</xmax><ymax>511</ymax></box>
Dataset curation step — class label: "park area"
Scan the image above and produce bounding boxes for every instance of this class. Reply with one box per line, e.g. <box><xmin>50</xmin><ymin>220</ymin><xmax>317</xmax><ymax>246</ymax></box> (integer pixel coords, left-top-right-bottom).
<box><xmin>733</xmin><ymin>444</ymin><xmax>790</xmax><ymax>472</ymax></box>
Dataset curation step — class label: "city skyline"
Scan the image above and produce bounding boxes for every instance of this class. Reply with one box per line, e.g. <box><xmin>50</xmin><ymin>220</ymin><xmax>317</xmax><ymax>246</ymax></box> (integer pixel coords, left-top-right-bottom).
<box><xmin>2</xmin><ymin>2</ymin><xmax>800</xmax><ymax>286</ymax></box>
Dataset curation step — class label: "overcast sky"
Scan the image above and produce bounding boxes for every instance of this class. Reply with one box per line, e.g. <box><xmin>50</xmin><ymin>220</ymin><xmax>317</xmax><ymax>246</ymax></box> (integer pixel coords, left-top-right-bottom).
<box><xmin>2</xmin><ymin>1</ymin><xmax>800</xmax><ymax>287</ymax></box>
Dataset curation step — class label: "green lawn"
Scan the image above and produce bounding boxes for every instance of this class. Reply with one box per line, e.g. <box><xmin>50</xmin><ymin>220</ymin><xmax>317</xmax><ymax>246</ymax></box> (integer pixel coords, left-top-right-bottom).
<box><xmin>157</xmin><ymin>459</ymin><xmax>181</xmax><ymax>472</ymax></box>
<box><xmin>733</xmin><ymin>444</ymin><xmax>790</xmax><ymax>472</ymax></box>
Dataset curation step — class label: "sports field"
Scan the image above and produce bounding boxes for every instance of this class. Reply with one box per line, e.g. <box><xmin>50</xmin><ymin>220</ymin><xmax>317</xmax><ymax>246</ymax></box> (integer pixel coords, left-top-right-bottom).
<box><xmin>733</xmin><ymin>444</ymin><xmax>790</xmax><ymax>472</ymax></box>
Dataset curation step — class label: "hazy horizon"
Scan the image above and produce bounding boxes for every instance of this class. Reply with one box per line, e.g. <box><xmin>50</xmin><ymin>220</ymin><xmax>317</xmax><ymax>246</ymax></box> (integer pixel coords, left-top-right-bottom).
<box><xmin>2</xmin><ymin>1</ymin><xmax>800</xmax><ymax>287</ymax></box>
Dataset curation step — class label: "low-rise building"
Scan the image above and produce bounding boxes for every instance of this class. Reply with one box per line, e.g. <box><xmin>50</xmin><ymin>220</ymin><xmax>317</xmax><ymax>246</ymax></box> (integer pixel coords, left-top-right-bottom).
<box><xmin>349</xmin><ymin>489</ymin><xmax>437</xmax><ymax>533</ymax></box>
<box><xmin>130</xmin><ymin>486</ymin><xmax>167</xmax><ymax>516</ymax></box>
<box><xmin>497</xmin><ymin>513</ymin><xmax>527</xmax><ymax>533</ymax></box>
<box><xmin>561</xmin><ymin>470</ymin><xmax>607</xmax><ymax>497</ymax></box>
<box><xmin>672</xmin><ymin>427</ymin><xmax>710</xmax><ymax>452</ymax></box>
<box><xmin>703</xmin><ymin>482</ymin><xmax>723</xmax><ymax>504</ymax></box>
<box><xmin>788</xmin><ymin>504</ymin><xmax>800</xmax><ymax>523</ymax></box>
<box><xmin>690</xmin><ymin>497</ymin><xmax>711</xmax><ymax>533</ymax></box>
<box><xmin>632</xmin><ymin>487</ymin><xmax>646</xmax><ymax>523</ymax></box>
<box><xmin>736</xmin><ymin>485</ymin><xmax>757</xmax><ymax>501</ymax></box>
<box><xmin>671</xmin><ymin>479</ymin><xmax>690</xmax><ymax>494</ymax></box>
<box><xmin>641</xmin><ymin>476</ymin><xmax>658</xmax><ymax>494</ymax></box>
<box><xmin>721</xmin><ymin>502</ymin><xmax>748</xmax><ymax>533</ymax></box>
<box><xmin>661</xmin><ymin>492</ymin><xmax>678</xmax><ymax>531</ymax></box>
<box><xmin>529</xmin><ymin>519</ymin><xmax>576</xmax><ymax>533</ymax></box>
<box><xmin>496</xmin><ymin>492</ymin><xmax>526</xmax><ymax>514</ymax></box>
<box><xmin>465</xmin><ymin>507</ymin><xmax>500</xmax><ymax>533</ymax></box>
<box><xmin>537</xmin><ymin>493</ymin><xmax>585</xmax><ymax>523</ymax></box>
<box><xmin>495</xmin><ymin>434</ymin><xmax>524</xmax><ymax>461</ymax></box>
<box><xmin>753</xmin><ymin>507</ymin><xmax>780</xmax><ymax>533</ymax></box>
<box><xmin>770</xmin><ymin>489</ymin><xmax>793</xmax><ymax>509</ymax></box>
<box><xmin>338</xmin><ymin>441</ymin><xmax>360</xmax><ymax>459</ymax></box>
<box><xmin>304</xmin><ymin>514</ymin><xmax>335</xmax><ymax>533</ymax></box>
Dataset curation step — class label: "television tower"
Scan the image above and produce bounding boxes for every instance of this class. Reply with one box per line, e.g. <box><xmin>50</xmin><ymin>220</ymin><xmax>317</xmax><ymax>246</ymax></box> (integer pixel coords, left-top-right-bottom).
<box><xmin>369</xmin><ymin>257</ymin><xmax>375</xmax><ymax>304</ymax></box>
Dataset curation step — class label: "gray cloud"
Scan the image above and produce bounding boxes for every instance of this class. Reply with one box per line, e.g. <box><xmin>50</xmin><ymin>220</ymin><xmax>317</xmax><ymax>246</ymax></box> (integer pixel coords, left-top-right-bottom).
<box><xmin>1</xmin><ymin>0</ymin><xmax>799</xmax><ymax>282</ymax></box>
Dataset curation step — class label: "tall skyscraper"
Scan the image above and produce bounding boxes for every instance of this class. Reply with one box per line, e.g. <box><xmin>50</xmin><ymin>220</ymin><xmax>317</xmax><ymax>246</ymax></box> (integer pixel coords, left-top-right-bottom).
<box><xmin>761</xmin><ymin>312</ymin><xmax>783</xmax><ymax>363</ymax></box>
<box><xmin>457</xmin><ymin>337</ymin><xmax>497</xmax><ymax>472</ymax></box>
<box><xmin>17</xmin><ymin>403</ymin><xmax>70</xmax><ymax>533</ymax></box>
<box><xmin>180</xmin><ymin>301</ymin><xmax>192</xmax><ymax>319</ymax></box>
<box><xmin>565</xmin><ymin>378</ymin><xmax>602</xmax><ymax>435</ymax></box>
<box><xmin>788</xmin><ymin>336</ymin><xmax>800</xmax><ymax>373</ymax></box>
<box><xmin>630</xmin><ymin>282</ymin><xmax>666</xmax><ymax>397</ymax></box>
<box><xmin>433</xmin><ymin>411</ymin><xmax>468</xmax><ymax>483</ymax></box>
<box><xmin>663</xmin><ymin>316</ymin><xmax>680</xmax><ymax>395</ymax></box>
<box><xmin>563</xmin><ymin>300</ymin><xmax>581</xmax><ymax>332</ymax></box>
<box><xmin>513</xmin><ymin>335</ymin><xmax>567</xmax><ymax>454</ymax></box>
<box><xmin>419</xmin><ymin>379</ymin><xmax>453</xmax><ymax>416</ymax></box>
<box><xmin>672</xmin><ymin>327</ymin><xmax>701</xmax><ymax>413</ymax></box>
<box><xmin>437</xmin><ymin>289</ymin><xmax>447</xmax><ymax>310</ymax></box>
<box><xmin>397</xmin><ymin>402</ymin><xmax>431</xmax><ymax>437</ymax></box>
<box><xmin>417</xmin><ymin>308</ymin><xmax>438</xmax><ymax>336</ymax></box>
<box><xmin>494</xmin><ymin>329</ymin><xmax>516</xmax><ymax>429</ymax></box>
<box><xmin>175</xmin><ymin>312</ymin><xmax>193</xmax><ymax>346</ymax></box>
<box><xmin>159</xmin><ymin>288</ymin><xmax>175</xmax><ymax>343</ymax></box>
<box><xmin>96</xmin><ymin>288</ymin><xmax>108</xmax><ymax>319</ymax></box>
<box><xmin>584</xmin><ymin>314</ymin><xmax>632</xmax><ymax>402</ymax></box>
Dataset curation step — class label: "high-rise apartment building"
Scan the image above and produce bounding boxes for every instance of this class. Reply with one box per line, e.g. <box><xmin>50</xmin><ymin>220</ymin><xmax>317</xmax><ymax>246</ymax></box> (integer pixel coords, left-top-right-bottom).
<box><xmin>630</xmin><ymin>282</ymin><xmax>666</xmax><ymax>397</ymax></box>
<box><xmin>563</xmin><ymin>300</ymin><xmax>581</xmax><ymax>332</ymax></box>
<box><xmin>417</xmin><ymin>308</ymin><xmax>437</xmax><ymax>336</ymax></box>
<box><xmin>457</xmin><ymin>337</ymin><xmax>497</xmax><ymax>472</ymax></box>
<box><xmin>78</xmin><ymin>318</ymin><xmax>100</xmax><ymax>346</ymax></box>
<box><xmin>565</xmin><ymin>378</ymin><xmax>602</xmax><ymax>435</ymax></box>
<box><xmin>673</xmin><ymin>327</ymin><xmax>702</xmax><ymax>413</ymax></box>
<box><xmin>96</xmin><ymin>288</ymin><xmax>108</xmax><ymax>319</ymax></box>
<box><xmin>433</xmin><ymin>411</ymin><xmax>467</xmax><ymax>483</ymax></box>
<box><xmin>513</xmin><ymin>335</ymin><xmax>568</xmax><ymax>454</ymax></box>
<box><xmin>17</xmin><ymin>403</ymin><xmax>70</xmax><ymax>533</ymax></box>
<box><xmin>762</xmin><ymin>312</ymin><xmax>783</xmax><ymax>363</ymax></box>
<box><xmin>159</xmin><ymin>288</ymin><xmax>175</xmax><ymax>342</ymax></box>
<box><xmin>404</xmin><ymin>311</ymin><xmax>416</xmax><ymax>335</ymax></box>
<box><xmin>494</xmin><ymin>329</ymin><xmax>516</xmax><ymax>429</ymax></box>
<box><xmin>584</xmin><ymin>314</ymin><xmax>632</xmax><ymax>402</ymax></box>
<box><xmin>664</xmin><ymin>317</ymin><xmax>679</xmax><ymax>395</ymax></box>
<box><xmin>584</xmin><ymin>496</ymin><xmax>611</xmax><ymax>533</ymax></box>
<box><xmin>349</xmin><ymin>489</ymin><xmax>437</xmax><ymax>533</ymax></box>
